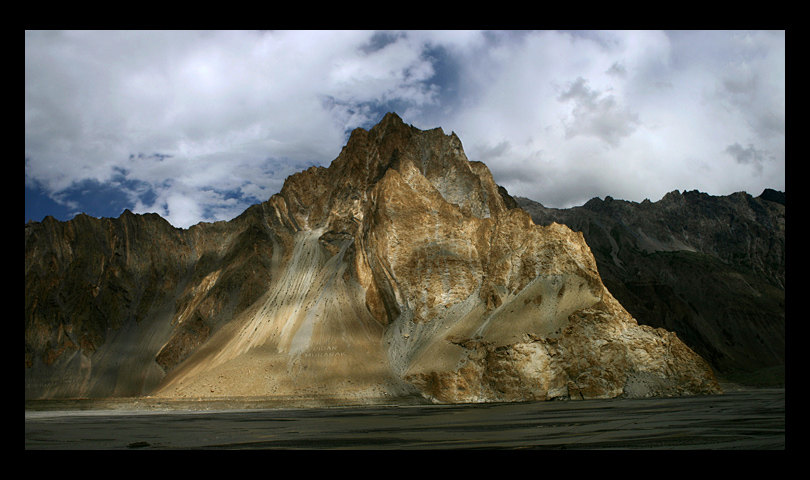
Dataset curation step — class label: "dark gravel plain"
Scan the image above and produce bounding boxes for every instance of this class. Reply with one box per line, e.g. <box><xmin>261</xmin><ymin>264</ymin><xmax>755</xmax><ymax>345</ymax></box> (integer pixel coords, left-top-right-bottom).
<box><xmin>25</xmin><ymin>387</ymin><xmax>784</xmax><ymax>450</ymax></box>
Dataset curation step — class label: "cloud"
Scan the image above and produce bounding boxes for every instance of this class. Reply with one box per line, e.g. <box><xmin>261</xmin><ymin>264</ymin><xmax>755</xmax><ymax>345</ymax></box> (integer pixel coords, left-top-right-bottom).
<box><xmin>435</xmin><ymin>30</ymin><xmax>784</xmax><ymax>207</ymax></box>
<box><xmin>25</xmin><ymin>30</ymin><xmax>447</xmax><ymax>227</ymax></box>
<box><xmin>25</xmin><ymin>30</ymin><xmax>785</xmax><ymax>226</ymax></box>
<box><xmin>725</xmin><ymin>142</ymin><xmax>774</xmax><ymax>173</ymax></box>
<box><xmin>606</xmin><ymin>62</ymin><xmax>627</xmax><ymax>78</ymax></box>
<box><xmin>557</xmin><ymin>76</ymin><xmax>640</xmax><ymax>147</ymax></box>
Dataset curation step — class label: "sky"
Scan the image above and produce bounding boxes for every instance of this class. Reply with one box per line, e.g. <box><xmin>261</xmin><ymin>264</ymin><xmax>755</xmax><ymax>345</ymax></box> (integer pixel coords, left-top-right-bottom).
<box><xmin>25</xmin><ymin>30</ymin><xmax>785</xmax><ymax>228</ymax></box>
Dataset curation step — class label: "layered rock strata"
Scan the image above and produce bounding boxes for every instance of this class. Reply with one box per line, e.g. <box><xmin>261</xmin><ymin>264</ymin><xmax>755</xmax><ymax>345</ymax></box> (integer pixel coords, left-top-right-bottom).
<box><xmin>25</xmin><ymin>113</ymin><xmax>722</xmax><ymax>402</ymax></box>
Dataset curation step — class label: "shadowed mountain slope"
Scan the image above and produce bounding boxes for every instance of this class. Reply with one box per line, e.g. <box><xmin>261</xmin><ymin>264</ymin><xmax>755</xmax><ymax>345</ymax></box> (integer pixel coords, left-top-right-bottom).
<box><xmin>516</xmin><ymin>190</ymin><xmax>785</xmax><ymax>386</ymax></box>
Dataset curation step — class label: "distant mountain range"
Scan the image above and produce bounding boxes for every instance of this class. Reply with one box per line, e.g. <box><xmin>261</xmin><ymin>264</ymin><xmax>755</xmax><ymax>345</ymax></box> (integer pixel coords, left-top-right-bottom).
<box><xmin>516</xmin><ymin>188</ymin><xmax>784</xmax><ymax>386</ymax></box>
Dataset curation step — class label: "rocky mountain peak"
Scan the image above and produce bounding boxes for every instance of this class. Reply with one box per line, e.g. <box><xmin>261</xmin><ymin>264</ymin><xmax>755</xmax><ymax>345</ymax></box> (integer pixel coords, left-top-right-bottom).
<box><xmin>759</xmin><ymin>188</ymin><xmax>785</xmax><ymax>206</ymax></box>
<box><xmin>25</xmin><ymin>113</ymin><xmax>723</xmax><ymax>403</ymax></box>
<box><xmin>274</xmin><ymin>112</ymin><xmax>510</xmax><ymax>236</ymax></box>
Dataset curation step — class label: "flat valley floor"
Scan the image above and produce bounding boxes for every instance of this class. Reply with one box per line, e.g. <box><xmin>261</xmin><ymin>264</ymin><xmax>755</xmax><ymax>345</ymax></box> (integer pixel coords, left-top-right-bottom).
<box><xmin>25</xmin><ymin>387</ymin><xmax>785</xmax><ymax>450</ymax></box>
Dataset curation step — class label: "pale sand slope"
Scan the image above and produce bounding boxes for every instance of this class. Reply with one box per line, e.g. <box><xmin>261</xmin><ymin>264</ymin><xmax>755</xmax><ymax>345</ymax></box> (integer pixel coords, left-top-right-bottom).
<box><xmin>152</xmin><ymin>229</ymin><xmax>417</xmax><ymax>401</ymax></box>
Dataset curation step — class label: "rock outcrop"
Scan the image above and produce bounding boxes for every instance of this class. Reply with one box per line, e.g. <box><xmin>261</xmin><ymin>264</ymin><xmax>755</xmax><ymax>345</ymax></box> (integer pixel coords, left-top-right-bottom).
<box><xmin>25</xmin><ymin>113</ymin><xmax>722</xmax><ymax>402</ymax></box>
<box><xmin>516</xmin><ymin>189</ymin><xmax>785</xmax><ymax>386</ymax></box>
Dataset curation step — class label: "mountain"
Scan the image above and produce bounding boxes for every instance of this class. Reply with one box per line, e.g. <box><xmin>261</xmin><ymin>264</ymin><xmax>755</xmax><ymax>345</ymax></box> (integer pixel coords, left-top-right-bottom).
<box><xmin>516</xmin><ymin>189</ymin><xmax>785</xmax><ymax>386</ymax></box>
<box><xmin>25</xmin><ymin>113</ymin><xmax>721</xmax><ymax>403</ymax></box>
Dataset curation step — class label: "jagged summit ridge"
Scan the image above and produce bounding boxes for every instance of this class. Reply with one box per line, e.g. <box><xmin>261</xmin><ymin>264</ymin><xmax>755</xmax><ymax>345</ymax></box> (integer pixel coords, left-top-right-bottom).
<box><xmin>25</xmin><ymin>113</ymin><xmax>722</xmax><ymax>403</ymax></box>
<box><xmin>275</xmin><ymin>112</ymin><xmax>508</xmax><ymax>231</ymax></box>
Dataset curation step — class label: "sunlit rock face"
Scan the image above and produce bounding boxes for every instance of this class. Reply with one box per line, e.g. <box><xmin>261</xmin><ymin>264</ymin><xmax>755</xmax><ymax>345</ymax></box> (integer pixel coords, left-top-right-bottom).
<box><xmin>25</xmin><ymin>113</ymin><xmax>722</xmax><ymax>403</ymax></box>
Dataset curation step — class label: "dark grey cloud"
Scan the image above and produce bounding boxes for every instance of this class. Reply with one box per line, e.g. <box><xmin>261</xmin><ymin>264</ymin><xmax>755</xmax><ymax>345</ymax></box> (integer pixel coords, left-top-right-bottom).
<box><xmin>606</xmin><ymin>61</ymin><xmax>627</xmax><ymax>78</ymax></box>
<box><xmin>725</xmin><ymin>142</ymin><xmax>774</xmax><ymax>173</ymax></box>
<box><xmin>558</xmin><ymin>77</ymin><xmax>640</xmax><ymax>147</ymax></box>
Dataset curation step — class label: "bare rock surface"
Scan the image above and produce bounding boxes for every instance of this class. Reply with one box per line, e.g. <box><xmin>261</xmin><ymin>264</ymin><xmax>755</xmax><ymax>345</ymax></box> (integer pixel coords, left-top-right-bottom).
<box><xmin>25</xmin><ymin>113</ymin><xmax>722</xmax><ymax>403</ymax></box>
<box><xmin>516</xmin><ymin>189</ymin><xmax>785</xmax><ymax>386</ymax></box>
